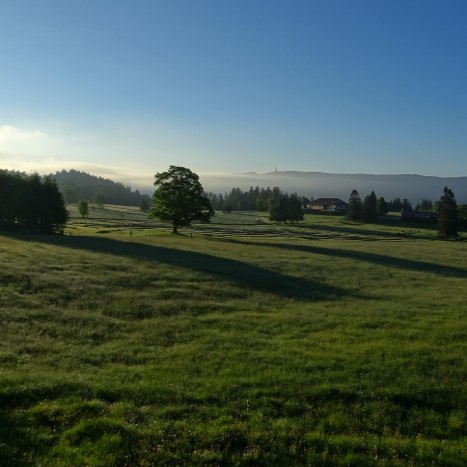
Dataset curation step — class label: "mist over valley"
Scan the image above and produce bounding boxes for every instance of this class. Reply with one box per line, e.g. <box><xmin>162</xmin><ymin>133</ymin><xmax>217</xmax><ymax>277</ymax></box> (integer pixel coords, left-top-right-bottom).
<box><xmin>199</xmin><ymin>171</ymin><xmax>467</xmax><ymax>204</ymax></box>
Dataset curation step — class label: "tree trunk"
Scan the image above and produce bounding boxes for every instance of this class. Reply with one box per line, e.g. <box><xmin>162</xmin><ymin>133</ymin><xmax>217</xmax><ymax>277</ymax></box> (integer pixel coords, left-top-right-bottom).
<box><xmin>172</xmin><ymin>225</ymin><xmax>178</xmax><ymax>234</ymax></box>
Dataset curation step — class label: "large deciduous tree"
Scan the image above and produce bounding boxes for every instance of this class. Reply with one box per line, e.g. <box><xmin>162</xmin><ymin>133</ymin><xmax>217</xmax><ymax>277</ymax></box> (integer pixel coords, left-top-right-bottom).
<box><xmin>437</xmin><ymin>186</ymin><xmax>458</xmax><ymax>239</ymax></box>
<box><xmin>150</xmin><ymin>166</ymin><xmax>214</xmax><ymax>234</ymax></box>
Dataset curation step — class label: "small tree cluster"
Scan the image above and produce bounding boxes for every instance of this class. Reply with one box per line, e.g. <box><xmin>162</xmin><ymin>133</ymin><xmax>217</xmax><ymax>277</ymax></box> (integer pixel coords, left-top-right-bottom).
<box><xmin>387</xmin><ymin>197</ymin><xmax>402</xmax><ymax>212</ymax></box>
<box><xmin>386</xmin><ymin>197</ymin><xmax>414</xmax><ymax>213</ymax></box>
<box><xmin>415</xmin><ymin>199</ymin><xmax>433</xmax><ymax>212</ymax></box>
<box><xmin>269</xmin><ymin>193</ymin><xmax>304</xmax><ymax>223</ymax></box>
<box><xmin>0</xmin><ymin>171</ymin><xmax>68</xmax><ymax>233</ymax></box>
<box><xmin>347</xmin><ymin>189</ymin><xmax>386</xmax><ymax>223</ymax></box>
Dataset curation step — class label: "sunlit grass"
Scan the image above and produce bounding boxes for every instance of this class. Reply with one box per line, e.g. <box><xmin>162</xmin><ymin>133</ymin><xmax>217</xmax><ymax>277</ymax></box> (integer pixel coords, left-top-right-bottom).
<box><xmin>0</xmin><ymin>207</ymin><xmax>466</xmax><ymax>464</ymax></box>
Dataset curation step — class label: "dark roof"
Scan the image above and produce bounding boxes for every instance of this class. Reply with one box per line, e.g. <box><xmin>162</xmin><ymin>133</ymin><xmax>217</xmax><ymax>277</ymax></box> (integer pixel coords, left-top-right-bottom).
<box><xmin>310</xmin><ymin>198</ymin><xmax>347</xmax><ymax>206</ymax></box>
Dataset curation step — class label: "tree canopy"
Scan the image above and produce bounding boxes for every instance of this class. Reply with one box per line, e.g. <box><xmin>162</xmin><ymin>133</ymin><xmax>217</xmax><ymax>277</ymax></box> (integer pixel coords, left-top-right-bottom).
<box><xmin>150</xmin><ymin>166</ymin><xmax>214</xmax><ymax>233</ymax></box>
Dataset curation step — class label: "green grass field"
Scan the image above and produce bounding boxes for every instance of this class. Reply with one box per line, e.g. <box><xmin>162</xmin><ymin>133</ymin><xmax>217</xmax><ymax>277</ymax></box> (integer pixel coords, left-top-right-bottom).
<box><xmin>1</xmin><ymin>205</ymin><xmax>466</xmax><ymax>465</ymax></box>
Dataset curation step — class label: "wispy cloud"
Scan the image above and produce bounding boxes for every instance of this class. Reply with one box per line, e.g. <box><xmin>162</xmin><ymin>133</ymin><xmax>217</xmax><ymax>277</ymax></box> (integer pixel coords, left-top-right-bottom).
<box><xmin>0</xmin><ymin>125</ymin><xmax>45</xmax><ymax>142</ymax></box>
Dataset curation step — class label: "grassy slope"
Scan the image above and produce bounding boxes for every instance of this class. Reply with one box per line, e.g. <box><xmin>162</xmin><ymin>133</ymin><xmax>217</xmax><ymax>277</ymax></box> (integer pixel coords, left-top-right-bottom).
<box><xmin>1</xmin><ymin>206</ymin><xmax>466</xmax><ymax>465</ymax></box>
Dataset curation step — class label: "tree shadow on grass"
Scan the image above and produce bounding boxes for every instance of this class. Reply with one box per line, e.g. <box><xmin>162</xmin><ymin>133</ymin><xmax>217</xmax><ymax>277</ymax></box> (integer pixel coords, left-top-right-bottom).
<box><xmin>222</xmin><ymin>239</ymin><xmax>467</xmax><ymax>279</ymax></box>
<box><xmin>293</xmin><ymin>222</ymin><xmax>433</xmax><ymax>240</ymax></box>
<box><xmin>6</xmin><ymin>233</ymin><xmax>347</xmax><ymax>301</ymax></box>
<box><xmin>0</xmin><ymin>409</ymin><xmax>29</xmax><ymax>466</ymax></box>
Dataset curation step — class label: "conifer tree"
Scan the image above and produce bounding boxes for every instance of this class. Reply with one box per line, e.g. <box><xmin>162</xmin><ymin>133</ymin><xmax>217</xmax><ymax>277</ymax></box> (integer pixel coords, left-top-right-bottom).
<box><xmin>376</xmin><ymin>197</ymin><xmax>389</xmax><ymax>216</ymax></box>
<box><xmin>288</xmin><ymin>194</ymin><xmax>304</xmax><ymax>222</ymax></box>
<box><xmin>437</xmin><ymin>186</ymin><xmax>458</xmax><ymax>239</ymax></box>
<box><xmin>388</xmin><ymin>197</ymin><xmax>402</xmax><ymax>212</ymax></box>
<box><xmin>139</xmin><ymin>197</ymin><xmax>150</xmax><ymax>212</ymax></box>
<box><xmin>346</xmin><ymin>189</ymin><xmax>362</xmax><ymax>221</ymax></box>
<box><xmin>42</xmin><ymin>176</ymin><xmax>69</xmax><ymax>233</ymax></box>
<box><xmin>401</xmin><ymin>199</ymin><xmax>413</xmax><ymax>213</ymax></box>
<box><xmin>269</xmin><ymin>194</ymin><xmax>288</xmax><ymax>223</ymax></box>
<box><xmin>457</xmin><ymin>204</ymin><xmax>467</xmax><ymax>230</ymax></box>
<box><xmin>362</xmin><ymin>191</ymin><xmax>378</xmax><ymax>222</ymax></box>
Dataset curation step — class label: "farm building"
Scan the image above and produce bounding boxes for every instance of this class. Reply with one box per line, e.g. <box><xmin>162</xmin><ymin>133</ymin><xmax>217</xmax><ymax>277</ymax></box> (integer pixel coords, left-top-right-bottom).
<box><xmin>307</xmin><ymin>198</ymin><xmax>347</xmax><ymax>212</ymax></box>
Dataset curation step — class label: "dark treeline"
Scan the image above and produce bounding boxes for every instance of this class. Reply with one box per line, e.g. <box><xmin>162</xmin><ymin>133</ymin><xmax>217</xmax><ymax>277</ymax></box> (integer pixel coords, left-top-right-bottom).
<box><xmin>348</xmin><ymin>188</ymin><xmax>467</xmax><ymax>234</ymax></box>
<box><xmin>0</xmin><ymin>171</ymin><xmax>68</xmax><ymax>233</ymax></box>
<box><xmin>347</xmin><ymin>190</ymin><xmax>438</xmax><ymax>223</ymax></box>
<box><xmin>387</xmin><ymin>197</ymin><xmax>412</xmax><ymax>213</ymax></box>
<box><xmin>386</xmin><ymin>197</ymin><xmax>433</xmax><ymax>213</ymax></box>
<box><xmin>206</xmin><ymin>186</ymin><xmax>440</xmax><ymax>217</ymax></box>
<box><xmin>205</xmin><ymin>186</ymin><xmax>310</xmax><ymax>212</ymax></box>
<box><xmin>51</xmin><ymin>170</ymin><xmax>151</xmax><ymax>208</ymax></box>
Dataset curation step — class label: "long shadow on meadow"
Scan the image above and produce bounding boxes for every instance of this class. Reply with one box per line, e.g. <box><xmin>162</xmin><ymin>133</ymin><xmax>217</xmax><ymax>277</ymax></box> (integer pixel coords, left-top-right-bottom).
<box><xmin>223</xmin><ymin>239</ymin><xmax>467</xmax><ymax>279</ymax></box>
<box><xmin>293</xmin><ymin>222</ymin><xmax>434</xmax><ymax>240</ymax></box>
<box><xmin>9</xmin><ymin>234</ymin><xmax>346</xmax><ymax>300</ymax></box>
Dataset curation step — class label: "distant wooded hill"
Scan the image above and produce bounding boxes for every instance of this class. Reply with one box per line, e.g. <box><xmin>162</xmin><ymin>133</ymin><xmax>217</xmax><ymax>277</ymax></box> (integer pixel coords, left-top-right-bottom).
<box><xmin>50</xmin><ymin>169</ymin><xmax>151</xmax><ymax>207</ymax></box>
<box><xmin>199</xmin><ymin>171</ymin><xmax>467</xmax><ymax>204</ymax></box>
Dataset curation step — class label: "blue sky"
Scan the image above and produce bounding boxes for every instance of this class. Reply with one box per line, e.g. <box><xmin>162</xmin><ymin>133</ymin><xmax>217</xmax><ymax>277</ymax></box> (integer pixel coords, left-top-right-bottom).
<box><xmin>1</xmin><ymin>0</ymin><xmax>466</xmax><ymax>187</ymax></box>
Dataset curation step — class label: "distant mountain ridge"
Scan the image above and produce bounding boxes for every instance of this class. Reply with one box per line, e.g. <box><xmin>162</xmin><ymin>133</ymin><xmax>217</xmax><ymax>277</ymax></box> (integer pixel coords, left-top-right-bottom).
<box><xmin>4</xmin><ymin>167</ymin><xmax>465</xmax><ymax>205</ymax></box>
<box><xmin>200</xmin><ymin>171</ymin><xmax>467</xmax><ymax>204</ymax></box>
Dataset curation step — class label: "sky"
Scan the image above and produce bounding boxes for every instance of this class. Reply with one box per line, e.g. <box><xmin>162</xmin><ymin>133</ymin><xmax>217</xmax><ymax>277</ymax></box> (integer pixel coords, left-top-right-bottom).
<box><xmin>1</xmin><ymin>0</ymin><xmax>466</xmax><ymax>189</ymax></box>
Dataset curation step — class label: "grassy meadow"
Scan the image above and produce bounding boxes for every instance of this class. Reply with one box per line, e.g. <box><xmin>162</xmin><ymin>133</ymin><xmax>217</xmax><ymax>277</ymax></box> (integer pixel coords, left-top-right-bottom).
<box><xmin>1</xmin><ymin>205</ymin><xmax>466</xmax><ymax>465</ymax></box>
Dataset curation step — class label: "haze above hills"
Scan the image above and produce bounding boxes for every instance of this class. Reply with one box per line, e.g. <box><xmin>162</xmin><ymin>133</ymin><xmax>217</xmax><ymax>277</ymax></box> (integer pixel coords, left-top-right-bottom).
<box><xmin>6</xmin><ymin>167</ymin><xmax>465</xmax><ymax>205</ymax></box>
<box><xmin>200</xmin><ymin>171</ymin><xmax>467</xmax><ymax>204</ymax></box>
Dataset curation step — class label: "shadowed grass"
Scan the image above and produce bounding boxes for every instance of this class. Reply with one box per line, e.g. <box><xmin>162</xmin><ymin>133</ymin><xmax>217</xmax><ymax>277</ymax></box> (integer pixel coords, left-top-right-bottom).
<box><xmin>8</xmin><ymin>233</ymin><xmax>347</xmax><ymax>300</ymax></box>
<box><xmin>222</xmin><ymin>238</ymin><xmax>467</xmax><ymax>278</ymax></box>
<box><xmin>0</xmin><ymin>214</ymin><xmax>466</xmax><ymax>465</ymax></box>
